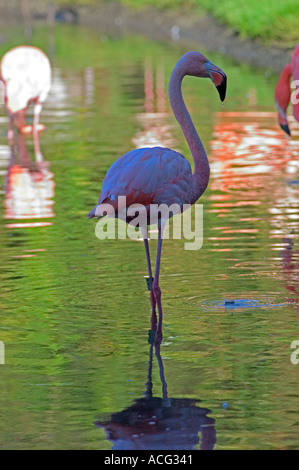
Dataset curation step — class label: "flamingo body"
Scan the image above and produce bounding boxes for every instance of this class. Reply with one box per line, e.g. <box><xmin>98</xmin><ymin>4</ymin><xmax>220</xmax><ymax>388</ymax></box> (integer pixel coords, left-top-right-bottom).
<box><xmin>1</xmin><ymin>46</ymin><xmax>51</xmax><ymax>115</ymax></box>
<box><xmin>89</xmin><ymin>146</ymin><xmax>193</xmax><ymax>219</ymax></box>
<box><xmin>292</xmin><ymin>44</ymin><xmax>299</xmax><ymax>78</ymax></box>
<box><xmin>275</xmin><ymin>44</ymin><xmax>299</xmax><ymax>135</ymax></box>
<box><xmin>1</xmin><ymin>46</ymin><xmax>51</xmax><ymax>159</ymax></box>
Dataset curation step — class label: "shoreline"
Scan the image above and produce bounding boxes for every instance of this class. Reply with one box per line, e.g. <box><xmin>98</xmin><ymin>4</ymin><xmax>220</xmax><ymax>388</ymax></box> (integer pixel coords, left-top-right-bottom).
<box><xmin>0</xmin><ymin>1</ymin><xmax>293</xmax><ymax>73</ymax></box>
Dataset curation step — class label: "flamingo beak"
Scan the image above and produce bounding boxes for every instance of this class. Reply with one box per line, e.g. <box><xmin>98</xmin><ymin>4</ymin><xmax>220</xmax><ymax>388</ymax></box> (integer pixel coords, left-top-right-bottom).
<box><xmin>216</xmin><ymin>74</ymin><xmax>227</xmax><ymax>102</ymax></box>
<box><xmin>280</xmin><ymin>123</ymin><xmax>291</xmax><ymax>136</ymax></box>
<box><xmin>209</xmin><ymin>64</ymin><xmax>227</xmax><ymax>102</ymax></box>
<box><xmin>276</xmin><ymin>101</ymin><xmax>291</xmax><ymax>136</ymax></box>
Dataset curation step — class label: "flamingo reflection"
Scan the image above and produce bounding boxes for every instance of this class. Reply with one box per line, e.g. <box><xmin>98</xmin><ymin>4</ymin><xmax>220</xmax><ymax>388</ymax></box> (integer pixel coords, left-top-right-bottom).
<box><xmin>280</xmin><ymin>237</ymin><xmax>299</xmax><ymax>358</ymax></box>
<box><xmin>210</xmin><ymin>111</ymin><xmax>299</xmax><ymax>193</ymax></box>
<box><xmin>94</xmin><ymin>309</ymin><xmax>216</xmax><ymax>450</ymax></box>
<box><xmin>210</xmin><ymin>111</ymin><xmax>299</xmax><ymax>198</ymax></box>
<box><xmin>132</xmin><ymin>59</ymin><xmax>176</xmax><ymax>150</ymax></box>
<box><xmin>281</xmin><ymin>237</ymin><xmax>299</xmax><ymax>303</ymax></box>
<box><xmin>0</xmin><ymin>46</ymin><xmax>51</xmax><ymax>159</ymax></box>
<box><xmin>205</xmin><ymin>111</ymin><xmax>299</xmax><ymax>252</ymax></box>
<box><xmin>5</xmin><ymin>132</ymin><xmax>55</xmax><ymax>228</ymax></box>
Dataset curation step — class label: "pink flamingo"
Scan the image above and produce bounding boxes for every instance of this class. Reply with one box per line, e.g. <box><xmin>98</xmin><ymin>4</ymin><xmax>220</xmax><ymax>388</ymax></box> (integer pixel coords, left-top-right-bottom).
<box><xmin>0</xmin><ymin>46</ymin><xmax>51</xmax><ymax>160</ymax></box>
<box><xmin>89</xmin><ymin>51</ymin><xmax>226</xmax><ymax>328</ymax></box>
<box><xmin>275</xmin><ymin>44</ymin><xmax>299</xmax><ymax>136</ymax></box>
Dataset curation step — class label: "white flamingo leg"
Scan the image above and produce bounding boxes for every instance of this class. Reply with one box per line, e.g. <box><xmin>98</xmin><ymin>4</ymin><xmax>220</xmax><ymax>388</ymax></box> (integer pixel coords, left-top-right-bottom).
<box><xmin>8</xmin><ymin>115</ymin><xmax>14</xmax><ymax>145</ymax></box>
<box><xmin>33</xmin><ymin>103</ymin><xmax>42</xmax><ymax>162</ymax></box>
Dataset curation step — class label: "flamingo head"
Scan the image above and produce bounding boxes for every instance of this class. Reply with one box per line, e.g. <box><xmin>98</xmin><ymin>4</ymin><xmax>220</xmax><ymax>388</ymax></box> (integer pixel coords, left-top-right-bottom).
<box><xmin>177</xmin><ymin>51</ymin><xmax>227</xmax><ymax>102</ymax></box>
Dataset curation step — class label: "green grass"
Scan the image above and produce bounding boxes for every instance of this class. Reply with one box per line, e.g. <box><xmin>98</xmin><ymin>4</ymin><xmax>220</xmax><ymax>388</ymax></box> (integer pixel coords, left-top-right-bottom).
<box><xmin>198</xmin><ymin>0</ymin><xmax>298</xmax><ymax>45</ymax></box>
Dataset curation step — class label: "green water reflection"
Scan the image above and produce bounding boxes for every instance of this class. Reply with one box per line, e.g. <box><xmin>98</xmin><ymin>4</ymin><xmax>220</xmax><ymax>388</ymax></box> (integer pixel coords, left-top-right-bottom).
<box><xmin>0</xmin><ymin>25</ymin><xmax>299</xmax><ymax>450</ymax></box>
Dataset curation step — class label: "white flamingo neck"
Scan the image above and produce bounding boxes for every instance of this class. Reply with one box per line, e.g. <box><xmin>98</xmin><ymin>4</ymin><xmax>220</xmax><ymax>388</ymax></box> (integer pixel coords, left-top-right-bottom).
<box><xmin>168</xmin><ymin>62</ymin><xmax>210</xmax><ymax>202</ymax></box>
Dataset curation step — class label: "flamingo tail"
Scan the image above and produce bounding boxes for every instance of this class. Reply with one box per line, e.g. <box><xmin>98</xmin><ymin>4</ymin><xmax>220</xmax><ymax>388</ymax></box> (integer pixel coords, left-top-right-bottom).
<box><xmin>88</xmin><ymin>205</ymin><xmax>100</xmax><ymax>219</ymax></box>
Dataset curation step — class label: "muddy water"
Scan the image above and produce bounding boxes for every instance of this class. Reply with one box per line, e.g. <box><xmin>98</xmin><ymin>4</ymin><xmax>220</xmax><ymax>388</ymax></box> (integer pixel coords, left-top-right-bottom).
<box><xmin>0</xmin><ymin>25</ymin><xmax>298</xmax><ymax>450</ymax></box>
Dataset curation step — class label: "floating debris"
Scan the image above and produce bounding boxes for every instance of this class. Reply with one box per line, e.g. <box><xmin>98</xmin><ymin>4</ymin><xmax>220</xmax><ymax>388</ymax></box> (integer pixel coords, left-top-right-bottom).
<box><xmin>199</xmin><ymin>297</ymin><xmax>287</xmax><ymax>311</ymax></box>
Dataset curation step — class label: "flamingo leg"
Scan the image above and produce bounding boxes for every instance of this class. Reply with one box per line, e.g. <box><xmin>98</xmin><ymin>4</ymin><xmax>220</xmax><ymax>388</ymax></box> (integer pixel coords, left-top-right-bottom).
<box><xmin>33</xmin><ymin>103</ymin><xmax>42</xmax><ymax>162</ymax></box>
<box><xmin>152</xmin><ymin>225</ymin><xmax>163</xmax><ymax>342</ymax></box>
<box><xmin>144</xmin><ymin>238</ymin><xmax>156</xmax><ymax>320</ymax></box>
<box><xmin>8</xmin><ymin>115</ymin><xmax>14</xmax><ymax>146</ymax></box>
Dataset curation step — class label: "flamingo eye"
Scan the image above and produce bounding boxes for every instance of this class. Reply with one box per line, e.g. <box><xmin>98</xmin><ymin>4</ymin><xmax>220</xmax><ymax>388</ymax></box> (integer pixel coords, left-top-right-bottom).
<box><xmin>204</xmin><ymin>61</ymin><xmax>212</xmax><ymax>78</ymax></box>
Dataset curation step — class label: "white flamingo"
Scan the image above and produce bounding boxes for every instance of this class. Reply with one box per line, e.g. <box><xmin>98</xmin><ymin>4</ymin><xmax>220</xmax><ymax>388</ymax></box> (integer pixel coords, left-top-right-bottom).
<box><xmin>0</xmin><ymin>46</ymin><xmax>51</xmax><ymax>160</ymax></box>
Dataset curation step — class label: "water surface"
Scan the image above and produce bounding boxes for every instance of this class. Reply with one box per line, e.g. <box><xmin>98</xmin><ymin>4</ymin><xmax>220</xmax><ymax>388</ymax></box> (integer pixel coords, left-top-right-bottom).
<box><xmin>0</xmin><ymin>25</ymin><xmax>299</xmax><ymax>450</ymax></box>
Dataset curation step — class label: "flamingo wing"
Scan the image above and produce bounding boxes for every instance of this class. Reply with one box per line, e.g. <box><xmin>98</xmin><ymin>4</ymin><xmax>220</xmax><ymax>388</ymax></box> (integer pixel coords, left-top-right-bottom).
<box><xmin>89</xmin><ymin>146</ymin><xmax>193</xmax><ymax>218</ymax></box>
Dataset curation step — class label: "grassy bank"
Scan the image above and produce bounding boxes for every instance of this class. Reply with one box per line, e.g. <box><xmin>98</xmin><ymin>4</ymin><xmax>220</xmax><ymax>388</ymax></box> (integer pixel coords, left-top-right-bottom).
<box><xmin>122</xmin><ymin>0</ymin><xmax>297</xmax><ymax>45</ymax></box>
<box><xmin>198</xmin><ymin>0</ymin><xmax>298</xmax><ymax>45</ymax></box>
<box><xmin>39</xmin><ymin>0</ymin><xmax>298</xmax><ymax>45</ymax></box>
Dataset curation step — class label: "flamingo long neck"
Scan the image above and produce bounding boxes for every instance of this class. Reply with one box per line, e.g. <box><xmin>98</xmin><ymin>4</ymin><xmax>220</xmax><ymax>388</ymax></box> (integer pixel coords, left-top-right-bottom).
<box><xmin>168</xmin><ymin>62</ymin><xmax>210</xmax><ymax>203</ymax></box>
<box><xmin>275</xmin><ymin>64</ymin><xmax>292</xmax><ymax>104</ymax></box>
<box><xmin>282</xmin><ymin>62</ymin><xmax>292</xmax><ymax>80</ymax></box>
